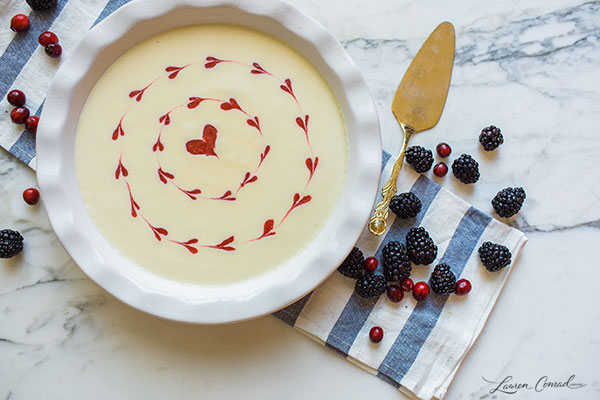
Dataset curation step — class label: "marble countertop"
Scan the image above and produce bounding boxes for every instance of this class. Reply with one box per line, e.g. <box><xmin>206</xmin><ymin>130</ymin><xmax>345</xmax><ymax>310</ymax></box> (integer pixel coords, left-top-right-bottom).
<box><xmin>1</xmin><ymin>0</ymin><xmax>599</xmax><ymax>399</ymax></box>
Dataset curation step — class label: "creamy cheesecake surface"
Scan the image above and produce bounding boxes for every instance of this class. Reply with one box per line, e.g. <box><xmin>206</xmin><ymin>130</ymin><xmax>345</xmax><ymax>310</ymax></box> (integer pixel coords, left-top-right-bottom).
<box><xmin>75</xmin><ymin>24</ymin><xmax>347</xmax><ymax>285</ymax></box>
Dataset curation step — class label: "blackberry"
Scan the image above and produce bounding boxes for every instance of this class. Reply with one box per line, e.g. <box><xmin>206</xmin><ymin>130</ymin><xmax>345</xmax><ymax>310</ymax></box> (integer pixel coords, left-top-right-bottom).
<box><xmin>406</xmin><ymin>227</ymin><xmax>438</xmax><ymax>265</ymax></box>
<box><xmin>355</xmin><ymin>274</ymin><xmax>387</xmax><ymax>298</ymax></box>
<box><xmin>479</xmin><ymin>125</ymin><xmax>504</xmax><ymax>151</ymax></box>
<box><xmin>337</xmin><ymin>247</ymin><xmax>364</xmax><ymax>279</ymax></box>
<box><xmin>405</xmin><ymin>146</ymin><xmax>434</xmax><ymax>173</ymax></box>
<box><xmin>452</xmin><ymin>154</ymin><xmax>480</xmax><ymax>184</ymax></box>
<box><xmin>478</xmin><ymin>241</ymin><xmax>512</xmax><ymax>272</ymax></box>
<box><xmin>429</xmin><ymin>263</ymin><xmax>456</xmax><ymax>294</ymax></box>
<box><xmin>26</xmin><ymin>0</ymin><xmax>57</xmax><ymax>10</ymax></box>
<box><xmin>492</xmin><ymin>187</ymin><xmax>526</xmax><ymax>218</ymax></box>
<box><xmin>389</xmin><ymin>192</ymin><xmax>422</xmax><ymax>219</ymax></box>
<box><xmin>382</xmin><ymin>241</ymin><xmax>411</xmax><ymax>282</ymax></box>
<box><xmin>0</xmin><ymin>229</ymin><xmax>24</xmax><ymax>258</ymax></box>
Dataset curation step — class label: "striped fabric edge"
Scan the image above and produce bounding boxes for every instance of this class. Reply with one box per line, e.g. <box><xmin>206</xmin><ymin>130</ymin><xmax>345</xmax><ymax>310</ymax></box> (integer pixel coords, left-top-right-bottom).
<box><xmin>1</xmin><ymin>0</ymin><xmax>131</xmax><ymax>169</ymax></box>
<box><xmin>430</xmin><ymin>224</ymin><xmax>528</xmax><ymax>400</ymax></box>
<box><xmin>0</xmin><ymin>0</ymin><xmax>69</xmax><ymax>101</ymax></box>
<box><xmin>0</xmin><ymin>0</ymin><xmax>70</xmax><ymax>162</ymax></box>
<box><xmin>376</xmin><ymin>207</ymin><xmax>492</xmax><ymax>385</ymax></box>
<box><xmin>275</xmin><ymin>163</ymin><xmax>526</xmax><ymax>397</ymax></box>
<box><xmin>324</xmin><ymin>175</ymin><xmax>442</xmax><ymax>356</ymax></box>
<box><xmin>343</xmin><ymin>188</ymin><xmax>468</xmax><ymax>372</ymax></box>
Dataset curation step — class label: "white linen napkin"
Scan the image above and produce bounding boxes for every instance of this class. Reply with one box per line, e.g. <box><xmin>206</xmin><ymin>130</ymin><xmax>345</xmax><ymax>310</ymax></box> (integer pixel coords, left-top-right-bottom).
<box><xmin>0</xmin><ymin>2</ymin><xmax>527</xmax><ymax>398</ymax></box>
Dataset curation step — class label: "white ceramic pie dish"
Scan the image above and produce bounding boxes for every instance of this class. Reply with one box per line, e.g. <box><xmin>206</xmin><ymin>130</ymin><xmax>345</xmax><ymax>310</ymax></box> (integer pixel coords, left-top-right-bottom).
<box><xmin>36</xmin><ymin>0</ymin><xmax>381</xmax><ymax>324</ymax></box>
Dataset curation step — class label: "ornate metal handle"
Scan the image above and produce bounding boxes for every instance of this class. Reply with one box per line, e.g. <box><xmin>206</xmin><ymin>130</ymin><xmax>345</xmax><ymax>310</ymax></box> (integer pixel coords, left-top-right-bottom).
<box><xmin>368</xmin><ymin>123</ymin><xmax>414</xmax><ymax>235</ymax></box>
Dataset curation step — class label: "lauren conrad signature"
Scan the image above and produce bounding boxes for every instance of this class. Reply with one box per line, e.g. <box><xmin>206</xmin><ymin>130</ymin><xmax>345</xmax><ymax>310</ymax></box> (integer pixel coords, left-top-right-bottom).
<box><xmin>482</xmin><ymin>375</ymin><xmax>586</xmax><ymax>394</ymax></box>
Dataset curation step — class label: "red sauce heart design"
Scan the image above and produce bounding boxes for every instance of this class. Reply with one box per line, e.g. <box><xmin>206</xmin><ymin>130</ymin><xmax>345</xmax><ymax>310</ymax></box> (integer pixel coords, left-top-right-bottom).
<box><xmin>186</xmin><ymin>124</ymin><xmax>219</xmax><ymax>158</ymax></box>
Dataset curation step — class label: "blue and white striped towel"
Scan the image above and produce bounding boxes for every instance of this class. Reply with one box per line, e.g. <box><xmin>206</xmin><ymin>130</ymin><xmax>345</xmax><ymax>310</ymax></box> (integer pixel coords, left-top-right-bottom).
<box><xmin>0</xmin><ymin>0</ymin><xmax>130</xmax><ymax>167</ymax></box>
<box><xmin>274</xmin><ymin>156</ymin><xmax>526</xmax><ymax>399</ymax></box>
<box><xmin>0</xmin><ymin>1</ymin><xmax>527</xmax><ymax>399</ymax></box>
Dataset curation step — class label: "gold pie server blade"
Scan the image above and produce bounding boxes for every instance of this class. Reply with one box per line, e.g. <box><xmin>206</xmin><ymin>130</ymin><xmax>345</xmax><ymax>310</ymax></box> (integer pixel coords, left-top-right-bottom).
<box><xmin>368</xmin><ymin>22</ymin><xmax>456</xmax><ymax>235</ymax></box>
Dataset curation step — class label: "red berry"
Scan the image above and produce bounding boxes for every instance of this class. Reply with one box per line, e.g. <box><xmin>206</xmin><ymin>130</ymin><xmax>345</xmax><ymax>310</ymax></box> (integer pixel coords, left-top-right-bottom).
<box><xmin>45</xmin><ymin>43</ymin><xmax>62</xmax><ymax>58</ymax></box>
<box><xmin>400</xmin><ymin>277</ymin><xmax>414</xmax><ymax>292</ymax></box>
<box><xmin>454</xmin><ymin>279</ymin><xmax>472</xmax><ymax>296</ymax></box>
<box><xmin>10</xmin><ymin>14</ymin><xmax>29</xmax><ymax>32</ymax></box>
<box><xmin>386</xmin><ymin>285</ymin><xmax>404</xmax><ymax>302</ymax></box>
<box><xmin>23</xmin><ymin>188</ymin><xmax>40</xmax><ymax>205</ymax></box>
<box><xmin>436</xmin><ymin>142</ymin><xmax>452</xmax><ymax>158</ymax></box>
<box><xmin>433</xmin><ymin>162</ymin><xmax>448</xmax><ymax>177</ymax></box>
<box><xmin>412</xmin><ymin>281</ymin><xmax>430</xmax><ymax>301</ymax></box>
<box><xmin>369</xmin><ymin>326</ymin><xmax>384</xmax><ymax>343</ymax></box>
<box><xmin>7</xmin><ymin>89</ymin><xmax>26</xmax><ymax>107</ymax></box>
<box><xmin>25</xmin><ymin>116</ymin><xmax>39</xmax><ymax>134</ymax></box>
<box><xmin>10</xmin><ymin>107</ymin><xmax>30</xmax><ymax>124</ymax></box>
<box><xmin>364</xmin><ymin>256</ymin><xmax>378</xmax><ymax>272</ymax></box>
<box><xmin>38</xmin><ymin>31</ymin><xmax>59</xmax><ymax>46</ymax></box>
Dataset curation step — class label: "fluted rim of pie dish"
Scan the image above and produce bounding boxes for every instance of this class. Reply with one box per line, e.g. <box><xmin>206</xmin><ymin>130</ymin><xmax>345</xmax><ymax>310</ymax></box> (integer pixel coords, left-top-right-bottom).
<box><xmin>36</xmin><ymin>0</ymin><xmax>381</xmax><ymax>324</ymax></box>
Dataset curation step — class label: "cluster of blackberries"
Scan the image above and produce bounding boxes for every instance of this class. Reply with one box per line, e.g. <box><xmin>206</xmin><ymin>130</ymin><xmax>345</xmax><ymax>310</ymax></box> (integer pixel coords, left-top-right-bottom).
<box><xmin>339</xmin><ymin>240</ymin><xmax>513</xmax><ymax>299</ymax></box>
<box><xmin>340</xmin><ymin>202</ymin><xmax>470</xmax><ymax>299</ymax></box>
<box><xmin>400</xmin><ymin>125</ymin><xmax>525</xmax><ymax>218</ymax></box>
<box><xmin>339</xmin><ymin>186</ymin><xmax>517</xmax><ymax>299</ymax></box>
<box><xmin>338</xmin><ymin>224</ymin><xmax>441</xmax><ymax>299</ymax></box>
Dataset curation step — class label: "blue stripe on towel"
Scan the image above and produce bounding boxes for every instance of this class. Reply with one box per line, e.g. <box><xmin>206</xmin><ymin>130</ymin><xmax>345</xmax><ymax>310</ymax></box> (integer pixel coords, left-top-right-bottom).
<box><xmin>273</xmin><ymin>150</ymin><xmax>393</xmax><ymax>325</ymax></box>
<box><xmin>9</xmin><ymin>102</ymin><xmax>43</xmax><ymax>166</ymax></box>
<box><xmin>9</xmin><ymin>130</ymin><xmax>36</xmax><ymax>166</ymax></box>
<box><xmin>0</xmin><ymin>0</ymin><xmax>69</xmax><ymax>100</ymax></box>
<box><xmin>325</xmin><ymin>175</ymin><xmax>441</xmax><ymax>356</ymax></box>
<box><xmin>272</xmin><ymin>293</ymin><xmax>312</xmax><ymax>326</ymax></box>
<box><xmin>7</xmin><ymin>0</ymin><xmax>130</xmax><ymax>165</ymax></box>
<box><xmin>377</xmin><ymin>207</ymin><xmax>491</xmax><ymax>384</ymax></box>
<box><xmin>91</xmin><ymin>0</ymin><xmax>131</xmax><ymax>28</ymax></box>
<box><xmin>381</xmin><ymin>149</ymin><xmax>391</xmax><ymax>169</ymax></box>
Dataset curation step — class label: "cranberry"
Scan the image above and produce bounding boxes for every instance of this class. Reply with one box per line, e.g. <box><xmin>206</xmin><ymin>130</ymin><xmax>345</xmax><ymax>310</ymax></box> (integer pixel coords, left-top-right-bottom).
<box><xmin>38</xmin><ymin>31</ymin><xmax>59</xmax><ymax>46</ymax></box>
<box><xmin>364</xmin><ymin>256</ymin><xmax>378</xmax><ymax>272</ymax></box>
<box><xmin>23</xmin><ymin>188</ymin><xmax>40</xmax><ymax>205</ymax></box>
<box><xmin>7</xmin><ymin>89</ymin><xmax>26</xmax><ymax>107</ymax></box>
<box><xmin>412</xmin><ymin>281</ymin><xmax>430</xmax><ymax>301</ymax></box>
<box><xmin>10</xmin><ymin>14</ymin><xmax>29</xmax><ymax>32</ymax></box>
<box><xmin>436</xmin><ymin>142</ymin><xmax>452</xmax><ymax>158</ymax></box>
<box><xmin>433</xmin><ymin>162</ymin><xmax>448</xmax><ymax>177</ymax></box>
<box><xmin>45</xmin><ymin>43</ymin><xmax>62</xmax><ymax>58</ymax></box>
<box><xmin>387</xmin><ymin>285</ymin><xmax>404</xmax><ymax>302</ymax></box>
<box><xmin>400</xmin><ymin>277</ymin><xmax>414</xmax><ymax>292</ymax></box>
<box><xmin>369</xmin><ymin>326</ymin><xmax>384</xmax><ymax>343</ymax></box>
<box><xmin>25</xmin><ymin>116</ymin><xmax>39</xmax><ymax>134</ymax></box>
<box><xmin>10</xmin><ymin>107</ymin><xmax>30</xmax><ymax>124</ymax></box>
<box><xmin>454</xmin><ymin>279</ymin><xmax>472</xmax><ymax>296</ymax></box>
